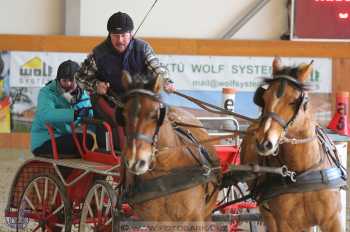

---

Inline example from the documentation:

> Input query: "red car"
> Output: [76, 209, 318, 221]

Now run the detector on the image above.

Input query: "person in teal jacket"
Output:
[31, 60, 94, 158]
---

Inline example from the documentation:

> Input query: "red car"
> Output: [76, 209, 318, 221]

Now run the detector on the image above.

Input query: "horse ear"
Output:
[121, 70, 133, 91]
[152, 75, 162, 93]
[298, 60, 313, 83]
[272, 56, 283, 75]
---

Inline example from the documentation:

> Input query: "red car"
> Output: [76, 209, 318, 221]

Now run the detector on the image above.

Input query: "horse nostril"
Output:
[264, 140, 273, 150]
[137, 160, 146, 169]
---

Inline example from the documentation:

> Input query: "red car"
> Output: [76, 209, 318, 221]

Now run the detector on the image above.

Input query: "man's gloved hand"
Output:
[74, 107, 92, 120]
[163, 78, 176, 93]
[96, 81, 110, 95]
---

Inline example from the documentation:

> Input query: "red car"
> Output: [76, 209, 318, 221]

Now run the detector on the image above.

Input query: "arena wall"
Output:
[1, 34, 350, 148]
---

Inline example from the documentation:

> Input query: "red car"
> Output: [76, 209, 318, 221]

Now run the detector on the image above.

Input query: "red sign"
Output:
[293, 0, 350, 39]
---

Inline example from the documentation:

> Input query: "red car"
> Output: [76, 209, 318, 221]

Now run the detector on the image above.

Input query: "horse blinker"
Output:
[253, 86, 266, 107]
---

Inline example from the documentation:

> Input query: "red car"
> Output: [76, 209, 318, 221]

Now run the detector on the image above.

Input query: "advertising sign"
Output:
[0, 51, 11, 133]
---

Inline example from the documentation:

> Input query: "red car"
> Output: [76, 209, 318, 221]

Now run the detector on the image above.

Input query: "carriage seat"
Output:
[90, 94, 125, 153]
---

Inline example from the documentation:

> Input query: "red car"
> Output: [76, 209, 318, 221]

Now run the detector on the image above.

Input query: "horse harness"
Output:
[254, 75, 309, 134]
[119, 89, 221, 204]
[251, 75, 347, 202]
[252, 126, 347, 202]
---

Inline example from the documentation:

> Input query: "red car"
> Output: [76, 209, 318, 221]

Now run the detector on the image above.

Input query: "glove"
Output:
[62, 86, 82, 104]
[163, 78, 176, 93]
[74, 107, 92, 120]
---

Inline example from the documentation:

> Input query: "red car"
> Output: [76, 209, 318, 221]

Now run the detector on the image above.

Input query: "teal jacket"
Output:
[31, 80, 93, 151]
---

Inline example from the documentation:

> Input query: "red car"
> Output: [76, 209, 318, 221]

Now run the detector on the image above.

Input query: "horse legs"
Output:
[259, 205, 278, 232]
[319, 214, 343, 232]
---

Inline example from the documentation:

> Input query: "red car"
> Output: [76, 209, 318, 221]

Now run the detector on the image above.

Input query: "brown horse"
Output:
[118, 71, 221, 228]
[240, 57, 347, 232]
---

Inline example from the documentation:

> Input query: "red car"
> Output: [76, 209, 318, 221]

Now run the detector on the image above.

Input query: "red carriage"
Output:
[3, 116, 264, 231]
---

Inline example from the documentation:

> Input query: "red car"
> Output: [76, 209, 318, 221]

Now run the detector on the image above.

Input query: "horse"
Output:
[240, 57, 347, 232]
[117, 71, 221, 228]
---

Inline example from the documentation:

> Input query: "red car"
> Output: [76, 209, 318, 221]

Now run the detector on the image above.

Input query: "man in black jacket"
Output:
[76, 12, 175, 150]
[76, 11, 175, 95]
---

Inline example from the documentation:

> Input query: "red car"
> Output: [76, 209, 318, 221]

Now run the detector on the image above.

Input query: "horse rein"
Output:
[173, 91, 257, 123]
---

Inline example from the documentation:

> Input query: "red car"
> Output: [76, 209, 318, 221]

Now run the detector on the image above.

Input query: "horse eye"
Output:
[149, 111, 158, 120]
[289, 99, 299, 107]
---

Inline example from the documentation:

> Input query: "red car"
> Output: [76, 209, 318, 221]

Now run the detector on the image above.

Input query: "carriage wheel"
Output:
[16, 174, 72, 232]
[79, 180, 117, 232]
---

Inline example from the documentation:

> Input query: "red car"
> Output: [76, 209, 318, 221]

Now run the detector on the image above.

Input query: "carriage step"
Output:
[212, 213, 262, 222]
[32, 157, 120, 175]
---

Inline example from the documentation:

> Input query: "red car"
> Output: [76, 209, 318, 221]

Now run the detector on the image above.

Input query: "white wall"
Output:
[0, 0, 288, 39]
[0, 0, 64, 35]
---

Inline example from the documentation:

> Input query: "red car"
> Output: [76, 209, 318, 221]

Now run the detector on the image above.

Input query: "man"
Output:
[75, 11, 175, 96]
[31, 60, 94, 158]
[75, 11, 175, 150]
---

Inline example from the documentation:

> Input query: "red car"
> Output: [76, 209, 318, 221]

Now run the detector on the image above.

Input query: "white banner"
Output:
[10, 51, 87, 87]
[159, 55, 332, 93]
[9, 52, 332, 93]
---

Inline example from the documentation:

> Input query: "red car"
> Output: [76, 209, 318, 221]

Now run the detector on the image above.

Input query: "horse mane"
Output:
[125, 72, 157, 91]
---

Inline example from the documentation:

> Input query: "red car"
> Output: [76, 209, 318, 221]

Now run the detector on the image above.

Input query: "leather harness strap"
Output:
[126, 166, 220, 204]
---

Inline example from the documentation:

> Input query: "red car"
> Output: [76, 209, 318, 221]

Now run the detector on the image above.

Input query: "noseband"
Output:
[123, 89, 167, 146]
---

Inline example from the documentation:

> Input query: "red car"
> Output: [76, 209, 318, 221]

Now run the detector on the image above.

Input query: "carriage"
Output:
[4, 113, 271, 231]
[4, 58, 346, 232]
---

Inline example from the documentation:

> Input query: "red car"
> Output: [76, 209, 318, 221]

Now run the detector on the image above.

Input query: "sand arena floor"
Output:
[0, 149, 31, 232]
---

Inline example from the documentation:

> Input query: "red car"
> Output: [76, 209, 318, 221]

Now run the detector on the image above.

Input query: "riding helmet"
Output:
[56, 60, 80, 80]
[107, 11, 134, 33]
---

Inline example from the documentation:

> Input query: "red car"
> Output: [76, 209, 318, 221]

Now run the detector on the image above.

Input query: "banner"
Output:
[8, 52, 333, 131]
[10, 51, 87, 87]
[0, 51, 11, 133]
[159, 55, 332, 93]
[159, 55, 332, 121]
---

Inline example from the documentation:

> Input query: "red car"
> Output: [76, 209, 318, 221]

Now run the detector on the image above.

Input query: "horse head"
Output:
[120, 71, 166, 175]
[255, 57, 313, 156]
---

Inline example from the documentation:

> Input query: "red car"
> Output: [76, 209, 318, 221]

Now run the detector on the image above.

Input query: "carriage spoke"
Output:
[104, 201, 111, 217]
[33, 182, 42, 204]
[100, 188, 106, 211]
[24, 195, 36, 211]
[104, 217, 112, 226]
[94, 188, 102, 211]
[33, 225, 40, 232]
[48, 203, 64, 218]
[50, 187, 58, 205]
[88, 204, 94, 218]
[44, 177, 48, 201]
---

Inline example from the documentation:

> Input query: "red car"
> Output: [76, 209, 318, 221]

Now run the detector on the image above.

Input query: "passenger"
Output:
[75, 11, 175, 149]
[31, 60, 94, 158]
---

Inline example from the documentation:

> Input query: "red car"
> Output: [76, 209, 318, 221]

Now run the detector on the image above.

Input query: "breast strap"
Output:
[256, 167, 347, 202]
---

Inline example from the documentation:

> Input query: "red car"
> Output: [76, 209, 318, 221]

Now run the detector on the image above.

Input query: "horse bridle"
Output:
[122, 89, 167, 147]
[259, 75, 309, 137]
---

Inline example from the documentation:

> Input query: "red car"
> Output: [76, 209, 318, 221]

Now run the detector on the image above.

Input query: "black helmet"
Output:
[107, 11, 134, 33]
[56, 60, 80, 80]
